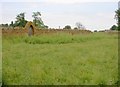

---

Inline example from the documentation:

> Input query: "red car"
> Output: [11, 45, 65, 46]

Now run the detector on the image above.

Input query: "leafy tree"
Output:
[94, 30, 97, 32]
[44, 25, 49, 29]
[115, 9, 120, 31]
[63, 25, 71, 29]
[9, 21, 14, 27]
[0, 24, 8, 27]
[14, 12, 27, 27]
[74, 27, 78, 30]
[32, 11, 45, 28]
[110, 25, 118, 30]
[75, 22, 86, 30]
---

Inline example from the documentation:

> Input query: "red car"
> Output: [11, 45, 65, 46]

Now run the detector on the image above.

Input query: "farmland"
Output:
[2, 32, 118, 85]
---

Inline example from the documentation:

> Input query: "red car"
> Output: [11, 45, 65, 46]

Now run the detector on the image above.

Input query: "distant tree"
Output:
[63, 25, 71, 29]
[5, 24, 8, 27]
[44, 25, 49, 29]
[74, 27, 78, 30]
[9, 21, 14, 27]
[0, 23, 8, 27]
[75, 22, 86, 30]
[14, 12, 27, 27]
[94, 30, 97, 32]
[115, 9, 120, 31]
[32, 11, 46, 28]
[32, 12, 41, 26]
[110, 25, 118, 30]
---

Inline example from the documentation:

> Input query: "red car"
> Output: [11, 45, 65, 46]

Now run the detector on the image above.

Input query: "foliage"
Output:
[115, 9, 120, 31]
[2, 33, 118, 85]
[32, 11, 42, 25]
[0, 24, 8, 27]
[94, 30, 97, 32]
[0, 12, 48, 28]
[74, 27, 78, 30]
[76, 22, 86, 30]
[9, 21, 14, 27]
[63, 25, 71, 29]
[110, 25, 118, 30]
[32, 12, 47, 28]
[0, 13, 27, 28]
[14, 12, 27, 27]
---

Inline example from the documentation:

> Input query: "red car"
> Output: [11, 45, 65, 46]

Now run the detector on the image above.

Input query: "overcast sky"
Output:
[0, 0, 119, 31]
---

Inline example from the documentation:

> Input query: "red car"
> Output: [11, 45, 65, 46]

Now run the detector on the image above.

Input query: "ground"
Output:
[0, 33, 2, 86]
[2, 32, 118, 85]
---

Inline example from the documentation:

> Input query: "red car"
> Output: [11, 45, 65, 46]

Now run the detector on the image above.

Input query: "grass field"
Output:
[2, 32, 118, 85]
[0, 33, 2, 86]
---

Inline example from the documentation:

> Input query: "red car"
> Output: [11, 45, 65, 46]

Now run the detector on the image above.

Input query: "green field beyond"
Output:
[2, 32, 118, 85]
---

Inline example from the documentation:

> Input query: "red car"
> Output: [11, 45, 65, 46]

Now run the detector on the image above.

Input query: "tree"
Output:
[115, 9, 120, 31]
[9, 21, 14, 27]
[14, 12, 27, 27]
[94, 30, 97, 32]
[75, 22, 86, 30]
[74, 27, 78, 30]
[63, 25, 71, 29]
[110, 25, 118, 30]
[44, 25, 48, 29]
[0, 24, 8, 27]
[32, 11, 45, 28]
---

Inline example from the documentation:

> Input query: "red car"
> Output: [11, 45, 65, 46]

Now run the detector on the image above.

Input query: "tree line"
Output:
[0, 11, 85, 30]
[63, 22, 86, 30]
[0, 12, 48, 29]
[1, 8, 119, 30]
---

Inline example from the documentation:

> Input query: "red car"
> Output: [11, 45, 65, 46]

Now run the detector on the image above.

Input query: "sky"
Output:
[0, 0, 119, 31]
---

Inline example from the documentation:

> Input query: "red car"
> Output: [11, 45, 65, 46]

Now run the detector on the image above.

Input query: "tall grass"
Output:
[0, 34, 2, 86]
[2, 32, 118, 85]
[3, 32, 117, 44]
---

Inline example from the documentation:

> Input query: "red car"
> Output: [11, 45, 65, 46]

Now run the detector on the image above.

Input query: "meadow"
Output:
[0, 33, 2, 86]
[2, 32, 118, 85]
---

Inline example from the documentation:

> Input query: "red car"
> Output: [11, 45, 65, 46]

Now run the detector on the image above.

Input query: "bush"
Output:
[63, 25, 71, 29]
[110, 25, 118, 30]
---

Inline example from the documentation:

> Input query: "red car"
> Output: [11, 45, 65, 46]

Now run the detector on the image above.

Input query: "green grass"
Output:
[2, 32, 118, 85]
[0, 33, 2, 86]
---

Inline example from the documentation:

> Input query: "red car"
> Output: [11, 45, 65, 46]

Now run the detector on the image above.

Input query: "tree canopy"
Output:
[110, 25, 118, 30]
[63, 25, 71, 29]
[115, 8, 120, 30]
[75, 22, 86, 30]
[1, 12, 48, 29]
[32, 11, 48, 28]
[14, 12, 27, 27]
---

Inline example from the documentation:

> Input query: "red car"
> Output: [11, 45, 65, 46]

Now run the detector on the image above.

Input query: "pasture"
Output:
[0, 33, 2, 86]
[2, 32, 118, 85]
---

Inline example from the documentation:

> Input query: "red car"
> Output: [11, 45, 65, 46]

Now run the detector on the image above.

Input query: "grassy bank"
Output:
[2, 32, 118, 85]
